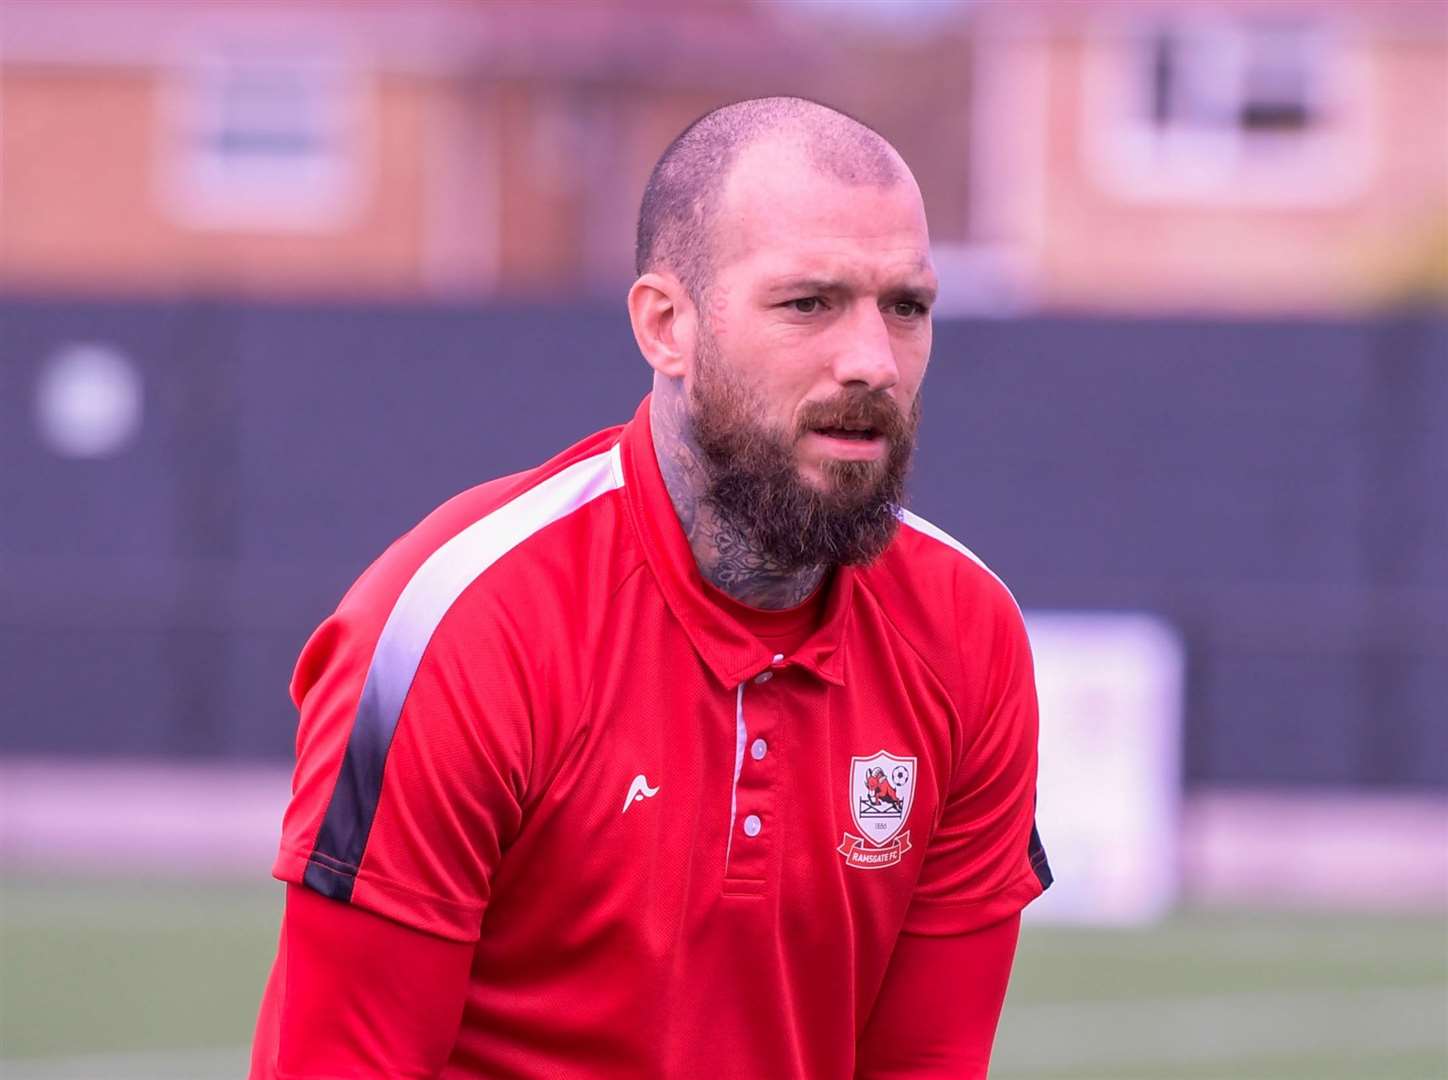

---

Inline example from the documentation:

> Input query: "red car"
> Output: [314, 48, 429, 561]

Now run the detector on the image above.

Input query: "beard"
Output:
[686, 324, 919, 574]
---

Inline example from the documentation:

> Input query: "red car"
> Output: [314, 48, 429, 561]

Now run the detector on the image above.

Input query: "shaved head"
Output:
[626, 95, 935, 604]
[635, 96, 907, 300]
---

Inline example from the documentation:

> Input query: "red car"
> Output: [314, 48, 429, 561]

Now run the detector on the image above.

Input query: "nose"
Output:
[831, 305, 899, 392]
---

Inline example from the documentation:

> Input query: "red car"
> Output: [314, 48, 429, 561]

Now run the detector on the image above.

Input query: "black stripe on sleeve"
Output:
[303, 675, 398, 904]
[1028, 820, 1053, 890]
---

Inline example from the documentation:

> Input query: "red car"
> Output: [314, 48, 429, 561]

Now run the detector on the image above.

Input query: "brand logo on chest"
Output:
[838, 750, 916, 869]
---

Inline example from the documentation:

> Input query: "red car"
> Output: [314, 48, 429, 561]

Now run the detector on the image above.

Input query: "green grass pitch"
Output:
[1, 877, 1443, 1079]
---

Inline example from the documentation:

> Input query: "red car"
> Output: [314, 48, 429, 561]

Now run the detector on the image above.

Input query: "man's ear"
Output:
[628, 272, 694, 379]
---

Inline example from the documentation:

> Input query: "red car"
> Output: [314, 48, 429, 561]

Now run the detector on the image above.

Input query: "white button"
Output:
[751, 738, 767, 760]
[754, 671, 773, 684]
[772, 653, 785, 664]
[743, 814, 762, 837]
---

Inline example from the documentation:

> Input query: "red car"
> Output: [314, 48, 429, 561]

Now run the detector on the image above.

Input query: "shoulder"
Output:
[873, 508, 1024, 626]
[306, 430, 632, 689]
[855, 510, 1030, 702]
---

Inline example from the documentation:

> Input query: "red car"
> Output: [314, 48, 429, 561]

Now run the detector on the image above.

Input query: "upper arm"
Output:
[904, 587, 1051, 936]
[254, 590, 536, 1075]
[251, 884, 475, 1079]
[274, 582, 536, 942]
[855, 914, 1022, 1080]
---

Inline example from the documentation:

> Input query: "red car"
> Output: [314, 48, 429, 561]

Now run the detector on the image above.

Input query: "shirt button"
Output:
[754, 671, 773, 684]
[743, 814, 762, 837]
[750, 738, 767, 761]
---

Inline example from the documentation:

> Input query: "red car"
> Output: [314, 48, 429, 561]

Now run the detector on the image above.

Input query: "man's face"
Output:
[683, 143, 936, 571]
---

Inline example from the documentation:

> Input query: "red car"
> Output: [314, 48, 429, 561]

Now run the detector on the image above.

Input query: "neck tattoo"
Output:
[651, 379, 825, 610]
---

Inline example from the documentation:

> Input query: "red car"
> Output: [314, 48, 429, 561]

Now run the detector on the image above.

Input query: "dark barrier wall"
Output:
[2, 299, 1444, 789]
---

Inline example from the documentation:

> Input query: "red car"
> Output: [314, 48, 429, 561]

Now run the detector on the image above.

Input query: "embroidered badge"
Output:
[838, 750, 916, 869]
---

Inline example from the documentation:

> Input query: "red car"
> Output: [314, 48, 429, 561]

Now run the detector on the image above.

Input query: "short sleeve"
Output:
[902, 596, 1051, 936]
[272, 595, 532, 943]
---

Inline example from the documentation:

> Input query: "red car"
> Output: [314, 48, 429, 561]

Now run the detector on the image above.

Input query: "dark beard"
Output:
[687, 330, 919, 574]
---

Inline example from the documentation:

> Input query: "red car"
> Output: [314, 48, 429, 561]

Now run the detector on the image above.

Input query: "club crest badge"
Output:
[838, 750, 916, 870]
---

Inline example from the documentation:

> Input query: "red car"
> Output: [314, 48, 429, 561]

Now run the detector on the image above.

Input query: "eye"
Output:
[787, 297, 825, 314]
[890, 300, 928, 319]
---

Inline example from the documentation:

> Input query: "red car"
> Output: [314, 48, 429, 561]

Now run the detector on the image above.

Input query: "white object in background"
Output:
[1024, 612, 1185, 925]
[34, 342, 144, 459]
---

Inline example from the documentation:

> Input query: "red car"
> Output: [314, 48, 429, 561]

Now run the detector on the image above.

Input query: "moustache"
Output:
[795, 391, 910, 442]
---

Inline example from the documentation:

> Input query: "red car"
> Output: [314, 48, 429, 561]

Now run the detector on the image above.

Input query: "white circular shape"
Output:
[754, 671, 773, 684]
[743, 814, 762, 837]
[771, 653, 784, 663]
[35, 343, 144, 459]
[750, 738, 767, 761]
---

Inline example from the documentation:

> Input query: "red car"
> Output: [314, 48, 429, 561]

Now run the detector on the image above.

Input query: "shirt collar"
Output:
[618, 394, 852, 689]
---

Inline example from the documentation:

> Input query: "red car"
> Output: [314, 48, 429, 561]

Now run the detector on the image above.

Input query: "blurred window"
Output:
[160, 47, 366, 230]
[1085, 15, 1371, 205]
[1148, 22, 1318, 139]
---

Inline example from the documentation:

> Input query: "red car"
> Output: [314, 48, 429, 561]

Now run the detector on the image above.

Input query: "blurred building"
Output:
[973, 0, 1448, 314]
[0, 0, 979, 302]
[1, 0, 1443, 314]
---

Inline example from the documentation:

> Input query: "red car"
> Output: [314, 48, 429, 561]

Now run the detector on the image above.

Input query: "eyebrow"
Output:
[886, 282, 939, 305]
[765, 276, 939, 303]
[765, 276, 847, 296]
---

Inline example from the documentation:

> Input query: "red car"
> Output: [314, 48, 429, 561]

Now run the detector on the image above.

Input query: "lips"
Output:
[813, 426, 879, 441]
[799, 391, 904, 445]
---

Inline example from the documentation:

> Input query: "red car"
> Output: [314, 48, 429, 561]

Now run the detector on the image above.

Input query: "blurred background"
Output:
[1, 0, 1445, 1076]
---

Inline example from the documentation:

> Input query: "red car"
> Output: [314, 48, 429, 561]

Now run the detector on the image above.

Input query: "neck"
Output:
[650, 378, 826, 610]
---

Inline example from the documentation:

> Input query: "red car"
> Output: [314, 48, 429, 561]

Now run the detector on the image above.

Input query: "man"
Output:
[250, 96, 1050, 1079]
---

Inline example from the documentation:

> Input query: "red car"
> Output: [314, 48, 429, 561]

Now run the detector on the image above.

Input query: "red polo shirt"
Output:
[257, 394, 1049, 1077]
